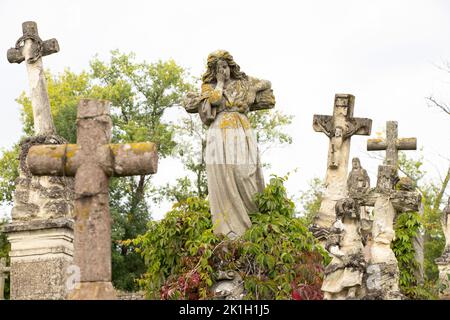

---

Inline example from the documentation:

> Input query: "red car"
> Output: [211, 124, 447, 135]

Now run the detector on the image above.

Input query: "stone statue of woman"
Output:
[183, 50, 275, 238]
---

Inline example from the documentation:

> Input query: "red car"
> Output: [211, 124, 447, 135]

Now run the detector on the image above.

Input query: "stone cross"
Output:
[362, 122, 420, 299]
[367, 121, 416, 167]
[7, 21, 58, 135]
[0, 258, 9, 300]
[312, 94, 372, 230]
[26, 99, 158, 299]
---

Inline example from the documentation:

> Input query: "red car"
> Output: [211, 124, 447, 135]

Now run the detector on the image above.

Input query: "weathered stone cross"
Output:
[312, 94, 372, 230]
[362, 121, 420, 299]
[367, 121, 416, 167]
[7, 21, 59, 135]
[0, 258, 9, 300]
[26, 99, 158, 299]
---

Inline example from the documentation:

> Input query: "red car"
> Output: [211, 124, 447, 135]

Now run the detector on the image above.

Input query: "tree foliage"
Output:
[392, 152, 449, 298]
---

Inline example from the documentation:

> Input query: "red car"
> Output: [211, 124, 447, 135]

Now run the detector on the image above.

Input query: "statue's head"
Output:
[352, 157, 361, 170]
[202, 50, 247, 83]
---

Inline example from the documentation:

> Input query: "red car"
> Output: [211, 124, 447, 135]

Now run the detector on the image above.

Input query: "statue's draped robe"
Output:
[322, 218, 364, 297]
[202, 77, 267, 237]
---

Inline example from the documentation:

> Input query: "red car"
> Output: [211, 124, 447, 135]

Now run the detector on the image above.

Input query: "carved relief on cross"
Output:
[26, 99, 158, 299]
[313, 94, 372, 170]
[7, 21, 59, 135]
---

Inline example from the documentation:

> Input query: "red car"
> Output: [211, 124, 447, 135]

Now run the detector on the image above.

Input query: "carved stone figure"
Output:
[347, 158, 370, 197]
[322, 198, 366, 300]
[346, 157, 372, 257]
[183, 50, 274, 238]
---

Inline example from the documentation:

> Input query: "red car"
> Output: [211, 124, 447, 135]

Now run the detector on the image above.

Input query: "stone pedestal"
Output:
[3, 218, 73, 299]
[4, 135, 75, 300]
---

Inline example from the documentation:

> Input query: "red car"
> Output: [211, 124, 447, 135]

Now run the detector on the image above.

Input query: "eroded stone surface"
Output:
[6, 223, 73, 300]
[5, 135, 74, 300]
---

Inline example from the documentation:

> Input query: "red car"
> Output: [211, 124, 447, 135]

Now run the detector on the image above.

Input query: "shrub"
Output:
[130, 175, 328, 300]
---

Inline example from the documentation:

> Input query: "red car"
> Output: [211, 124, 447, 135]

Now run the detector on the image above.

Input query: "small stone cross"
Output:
[367, 121, 416, 167]
[26, 99, 158, 299]
[7, 21, 59, 135]
[363, 120, 420, 215]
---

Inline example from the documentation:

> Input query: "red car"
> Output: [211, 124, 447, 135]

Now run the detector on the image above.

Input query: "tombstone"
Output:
[435, 197, 450, 298]
[361, 121, 421, 299]
[4, 21, 75, 299]
[310, 94, 372, 240]
[26, 99, 158, 299]
[0, 258, 10, 300]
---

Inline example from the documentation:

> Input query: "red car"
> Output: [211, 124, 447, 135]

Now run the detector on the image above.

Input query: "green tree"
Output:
[296, 178, 325, 225]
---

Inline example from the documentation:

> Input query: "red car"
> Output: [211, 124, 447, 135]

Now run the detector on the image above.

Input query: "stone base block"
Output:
[68, 281, 117, 300]
[3, 218, 73, 300]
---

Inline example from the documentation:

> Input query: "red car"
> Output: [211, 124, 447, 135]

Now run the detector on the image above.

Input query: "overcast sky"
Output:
[1, 0, 450, 220]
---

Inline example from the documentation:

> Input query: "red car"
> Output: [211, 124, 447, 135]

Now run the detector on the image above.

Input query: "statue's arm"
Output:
[248, 77, 275, 112]
[202, 83, 223, 107]
[251, 77, 272, 92]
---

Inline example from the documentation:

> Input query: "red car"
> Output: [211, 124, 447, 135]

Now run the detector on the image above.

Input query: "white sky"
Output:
[1, 0, 449, 220]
